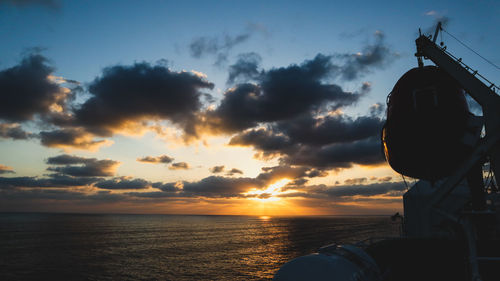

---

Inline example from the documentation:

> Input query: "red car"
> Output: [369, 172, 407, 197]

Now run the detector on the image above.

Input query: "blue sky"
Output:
[0, 0, 498, 215]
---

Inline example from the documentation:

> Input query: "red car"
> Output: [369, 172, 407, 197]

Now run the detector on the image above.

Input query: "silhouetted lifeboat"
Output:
[381, 65, 471, 181]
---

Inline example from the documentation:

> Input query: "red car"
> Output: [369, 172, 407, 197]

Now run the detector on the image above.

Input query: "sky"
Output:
[0, 0, 498, 215]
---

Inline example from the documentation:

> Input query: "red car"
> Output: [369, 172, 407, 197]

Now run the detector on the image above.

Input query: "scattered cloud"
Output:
[0, 54, 66, 122]
[46, 154, 120, 177]
[169, 162, 190, 170]
[285, 136, 384, 169]
[334, 31, 398, 81]
[0, 123, 33, 140]
[0, 174, 98, 189]
[171, 176, 261, 198]
[344, 177, 367, 185]
[71, 62, 214, 138]
[227, 52, 262, 84]
[39, 128, 112, 151]
[95, 177, 151, 190]
[209, 165, 225, 173]
[0, 164, 15, 174]
[137, 155, 174, 164]
[226, 168, 243, 176]
[190, 32, 250, 66]
[189, 23, 268, 67]
[205, 54, 361, 134]
[229, 112, 385, 169]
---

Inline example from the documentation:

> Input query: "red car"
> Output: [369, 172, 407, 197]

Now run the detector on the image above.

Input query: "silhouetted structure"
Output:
[274, 23, 500, 281]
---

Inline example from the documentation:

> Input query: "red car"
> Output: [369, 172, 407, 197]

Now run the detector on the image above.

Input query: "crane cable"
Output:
[441, 27, 500, 71]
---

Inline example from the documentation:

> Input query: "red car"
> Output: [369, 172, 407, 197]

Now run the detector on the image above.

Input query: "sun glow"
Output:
[244, 178, 292, 202]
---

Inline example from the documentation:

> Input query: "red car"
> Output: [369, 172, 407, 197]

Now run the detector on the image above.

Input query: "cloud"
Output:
[229, 127, 296, 158]
[206, 54, 361, 134]
[175, 176, 261, 198]
[335, 31, 397, 81]
[226, 168, 243, 176]
[209, 165, 225, 173]
[169, 162, 190, 170]
[71, 61, 214, 138]
[190, 32, 251, 66]
[0, 164, 15, 174]
[227, 52, 262, 84]
[274, 113, 384, 146]
[0, 0, 60, 9]
[257, 165, 326, 183]
[369, 102, 385, 117]
[318, 182, 406, 198]
[137, 155, 174, 164]
[46, 154, 120, 177]
[0, 54, 65, 122]
[0, 174, 98, 189]
[377, 176, 393, 182]
[39, 128, 112, 151]
[228, 112, 385, 168]
[344, 177, 367, 185]
[285, 136, 384, 168]
[0, 123, 33, 140]
[95, 177, 151, 190]
[209, 165, 243, 176]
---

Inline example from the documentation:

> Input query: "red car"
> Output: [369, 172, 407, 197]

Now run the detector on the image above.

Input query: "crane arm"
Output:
[415, 35, 499, 110]
[415, 34, 500, 208]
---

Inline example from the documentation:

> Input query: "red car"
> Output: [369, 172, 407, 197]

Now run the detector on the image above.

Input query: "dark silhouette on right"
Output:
[274, 22, 500, 281]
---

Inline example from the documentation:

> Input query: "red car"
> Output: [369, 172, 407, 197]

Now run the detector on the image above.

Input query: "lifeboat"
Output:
[382, 66, 471, 180]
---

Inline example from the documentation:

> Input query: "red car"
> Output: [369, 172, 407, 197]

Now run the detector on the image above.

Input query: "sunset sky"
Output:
[0, 0, 498, 215]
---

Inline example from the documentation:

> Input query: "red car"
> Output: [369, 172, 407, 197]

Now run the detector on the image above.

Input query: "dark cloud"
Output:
[0, 164, 15, 174]
[257, 166, 323, 183]
[151, 182, 182, 192]
[71, 62, 214, 137]
[46, 154, 91, 165]
[209, 165, 225, 173]
[285, 136, 384, 169]
[177, 176, 261, 198]
[190, 33, 251, 66]
[0, 123, 33, 140]
[46, 154, 120, 177]
[377, 176, 393, 182]
[137, 155, 174, 164]
[0, 0, 60, 9]
[335, 31, 397, 81]
[39, 128, 110, 150]
[95, 177, 151, 190]
[0, 174, 98, 189]
[227, 52, 262, 84]
[319, 182, 405, 198]
[274, 113, 384, 146]
[207, 54, 361, 134]
[0, 189, 128, 207]
[229, 127, 296, 158]
[226, 168, 243, 176]
[169, 162, 190, 170]
[0, 54, 64, 122]
[228, 112, 385, 169]
[369, 102, 385, 117]
[344, 177, 367, 185]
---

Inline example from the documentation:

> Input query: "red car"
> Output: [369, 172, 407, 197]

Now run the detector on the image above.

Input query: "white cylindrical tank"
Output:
[273, 244, 381, 281]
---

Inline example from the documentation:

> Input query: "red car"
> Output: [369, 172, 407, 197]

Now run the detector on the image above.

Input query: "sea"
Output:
[0, 213, 401, 281]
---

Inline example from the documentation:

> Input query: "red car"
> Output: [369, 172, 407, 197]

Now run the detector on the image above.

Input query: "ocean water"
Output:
[0, 213, 400, 280]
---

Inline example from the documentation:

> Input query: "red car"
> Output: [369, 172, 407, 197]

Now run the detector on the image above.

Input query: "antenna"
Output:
[432, 21, 442, 44]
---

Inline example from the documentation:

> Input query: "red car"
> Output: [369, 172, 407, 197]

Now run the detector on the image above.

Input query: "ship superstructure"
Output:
[274, 23, 500, 281]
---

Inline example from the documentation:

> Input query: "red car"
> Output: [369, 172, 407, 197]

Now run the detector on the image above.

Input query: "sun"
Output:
[243, 178, 292, 202]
